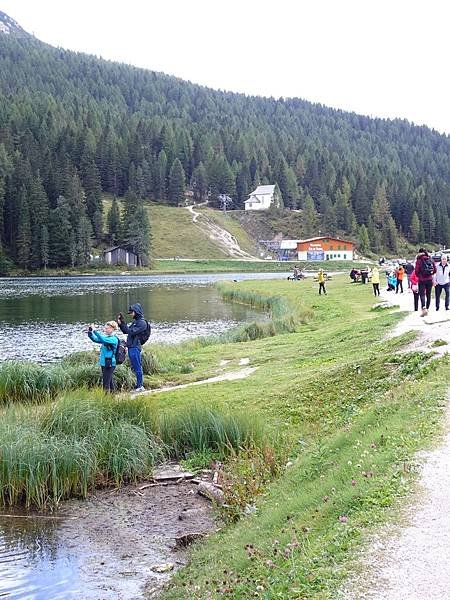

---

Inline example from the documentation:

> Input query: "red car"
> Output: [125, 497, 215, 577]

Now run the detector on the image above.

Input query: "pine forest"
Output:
[0, 20, 450, 270]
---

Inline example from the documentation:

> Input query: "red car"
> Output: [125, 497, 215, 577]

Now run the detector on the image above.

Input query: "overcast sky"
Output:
[3, 0, 450, 133]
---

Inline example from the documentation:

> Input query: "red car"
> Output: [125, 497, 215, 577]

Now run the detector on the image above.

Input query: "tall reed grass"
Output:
[0, 390, 270, 508]
[0, 361, 136, 404]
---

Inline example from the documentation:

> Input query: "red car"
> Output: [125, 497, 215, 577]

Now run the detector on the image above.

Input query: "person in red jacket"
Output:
[414, 248, 436, 316]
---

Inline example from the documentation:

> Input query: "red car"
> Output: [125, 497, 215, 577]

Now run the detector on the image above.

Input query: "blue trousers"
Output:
[128, 347, 143, 388]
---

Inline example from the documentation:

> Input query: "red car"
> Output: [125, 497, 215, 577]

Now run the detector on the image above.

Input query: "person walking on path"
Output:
[117, 303, 147, 392]
[415, 248, 436, 317]
[410, 270, 420, 311]
[405, 261, 414, 288]
[395, 264, 405, 293]
[434, 254, 450, 311]
[88, 320, 119, 392]
[318, 269, 327, 295]
[371, 266, 380, 296]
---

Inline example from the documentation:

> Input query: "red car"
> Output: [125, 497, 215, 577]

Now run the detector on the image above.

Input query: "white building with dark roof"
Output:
[244, 185, 281, 211]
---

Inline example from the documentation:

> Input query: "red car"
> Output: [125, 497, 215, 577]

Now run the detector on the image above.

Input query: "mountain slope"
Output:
[0, 11, 449, 271]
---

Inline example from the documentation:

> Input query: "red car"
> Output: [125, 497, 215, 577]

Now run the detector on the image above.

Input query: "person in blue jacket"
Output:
[88, 320, 119, 392]
[117, 303, 147, 392]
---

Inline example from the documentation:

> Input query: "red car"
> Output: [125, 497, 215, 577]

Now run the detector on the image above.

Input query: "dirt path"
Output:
[185, 204, 257, 259]
[380, 285, 450, 354]
[340, 286, 450, 600]
[132, 365, 258, 398]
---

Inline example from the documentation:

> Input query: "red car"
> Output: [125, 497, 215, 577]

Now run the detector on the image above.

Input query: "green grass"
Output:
[0, 391, 269, 509]
[152, 259, 372, 273]
[141, 277, 447, 599]
[0, 359, 136, 404]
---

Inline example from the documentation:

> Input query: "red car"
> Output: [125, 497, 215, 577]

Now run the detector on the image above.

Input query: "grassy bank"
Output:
[147, 277, 447, 599]
[0, 391, 271, 508]
[152, 259, 372, 274]
[8, 258, 373, 277]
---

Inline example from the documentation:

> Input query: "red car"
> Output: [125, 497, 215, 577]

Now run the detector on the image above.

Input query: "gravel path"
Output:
[380, 284, 450, 354]
[341, 283, 450, 600]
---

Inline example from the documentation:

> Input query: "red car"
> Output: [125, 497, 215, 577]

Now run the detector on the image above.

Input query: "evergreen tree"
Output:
[155, 150, 168, 201]
[77, 216, 93, 266]
[40, 224, 49, 270]
[191, 162, 209, 202]
[48, 196, 73, 267]
[302, 194, 318, 237]
[16, 187, 31, 268]
[168, 158, 186, 206]
[358, 224, 370, 254]
[107, 196, 121, 244]
[410, 211, 420, 244]
[123, 204, 151, 266]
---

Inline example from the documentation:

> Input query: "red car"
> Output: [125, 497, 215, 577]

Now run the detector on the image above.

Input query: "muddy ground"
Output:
[0, 479, 216, 599]
[57, 480, 216, 599]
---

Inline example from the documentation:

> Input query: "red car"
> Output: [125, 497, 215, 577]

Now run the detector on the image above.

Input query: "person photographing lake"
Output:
[87, 321, 119, 392]
[117, 303, 148, 392]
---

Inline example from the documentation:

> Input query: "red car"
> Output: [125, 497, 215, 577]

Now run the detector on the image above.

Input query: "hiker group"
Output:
[87, 303, 151, 393]
[385, 249, 449, 317]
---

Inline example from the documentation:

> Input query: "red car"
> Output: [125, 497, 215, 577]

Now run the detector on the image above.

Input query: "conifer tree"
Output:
[40, 224, 49, 270]
[191, 162, 209, 202]
[123, 204, 151, 266]
[168, 158, 186, 206]
[410, 211, 420, 244]
[107, 196, 121, 244]
[358, 224, 370, 254]
[155, 150, 168, 201]
[16, 187, 31, 268]
[77, 216, 93, 266]
[302, 194, 318, 237]
[48, 196, 72, 267]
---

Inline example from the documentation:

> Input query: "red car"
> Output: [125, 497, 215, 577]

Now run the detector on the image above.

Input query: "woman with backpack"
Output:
[88, 320, 120, 392]
[414, 248, 436, 317]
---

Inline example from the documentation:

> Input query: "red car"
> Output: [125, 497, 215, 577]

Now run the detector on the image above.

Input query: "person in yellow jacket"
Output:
[371, 267, 380, 296]
[318, 268, 327, 295]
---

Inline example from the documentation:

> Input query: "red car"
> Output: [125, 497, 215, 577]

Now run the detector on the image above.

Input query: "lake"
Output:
[0, 273, 286, 362]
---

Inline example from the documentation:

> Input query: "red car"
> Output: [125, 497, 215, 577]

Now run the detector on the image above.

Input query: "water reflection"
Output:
[0, 515, 78, 599]
[0, 273, 279, 362]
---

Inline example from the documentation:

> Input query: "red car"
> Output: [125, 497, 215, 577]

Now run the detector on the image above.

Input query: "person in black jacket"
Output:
[117, 303, 147, 391]
[404, 261, 414, 288]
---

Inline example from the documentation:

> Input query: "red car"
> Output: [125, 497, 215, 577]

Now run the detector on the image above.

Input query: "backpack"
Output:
[108, 338, 127, 365]
[421, 257, 434, 277]
[139, 320, 151, 345]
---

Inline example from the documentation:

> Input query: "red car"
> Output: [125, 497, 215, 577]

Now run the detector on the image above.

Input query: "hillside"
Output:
[0, 10, 449, 271]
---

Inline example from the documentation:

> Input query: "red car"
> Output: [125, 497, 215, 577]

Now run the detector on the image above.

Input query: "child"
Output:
[410, 270, 419, 311]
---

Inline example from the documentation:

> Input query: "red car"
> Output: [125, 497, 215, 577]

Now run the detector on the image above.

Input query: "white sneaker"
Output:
[135, 386, 146, 393]
[420, 308, 428, 317]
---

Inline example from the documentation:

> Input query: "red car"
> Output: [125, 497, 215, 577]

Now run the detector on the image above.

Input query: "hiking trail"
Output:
[185, 204, 257, 260]
[340, 285, 450, 599]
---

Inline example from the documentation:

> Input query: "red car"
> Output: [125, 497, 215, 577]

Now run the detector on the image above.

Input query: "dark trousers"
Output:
[435, 283, 450, 310]
[319, 282, 326, 295]
[372, 283, 380, 296]
[418, 280, 433, 309]
[128, 347, 143, 388]
[406, 274, 412, 288]
[413, 292, 419, 311]
[396, 279, 403, 293]
[101, 366, 116, 392]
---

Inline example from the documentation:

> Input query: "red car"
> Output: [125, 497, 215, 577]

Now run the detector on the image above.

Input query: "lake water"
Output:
[0, 273, 286, 362]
